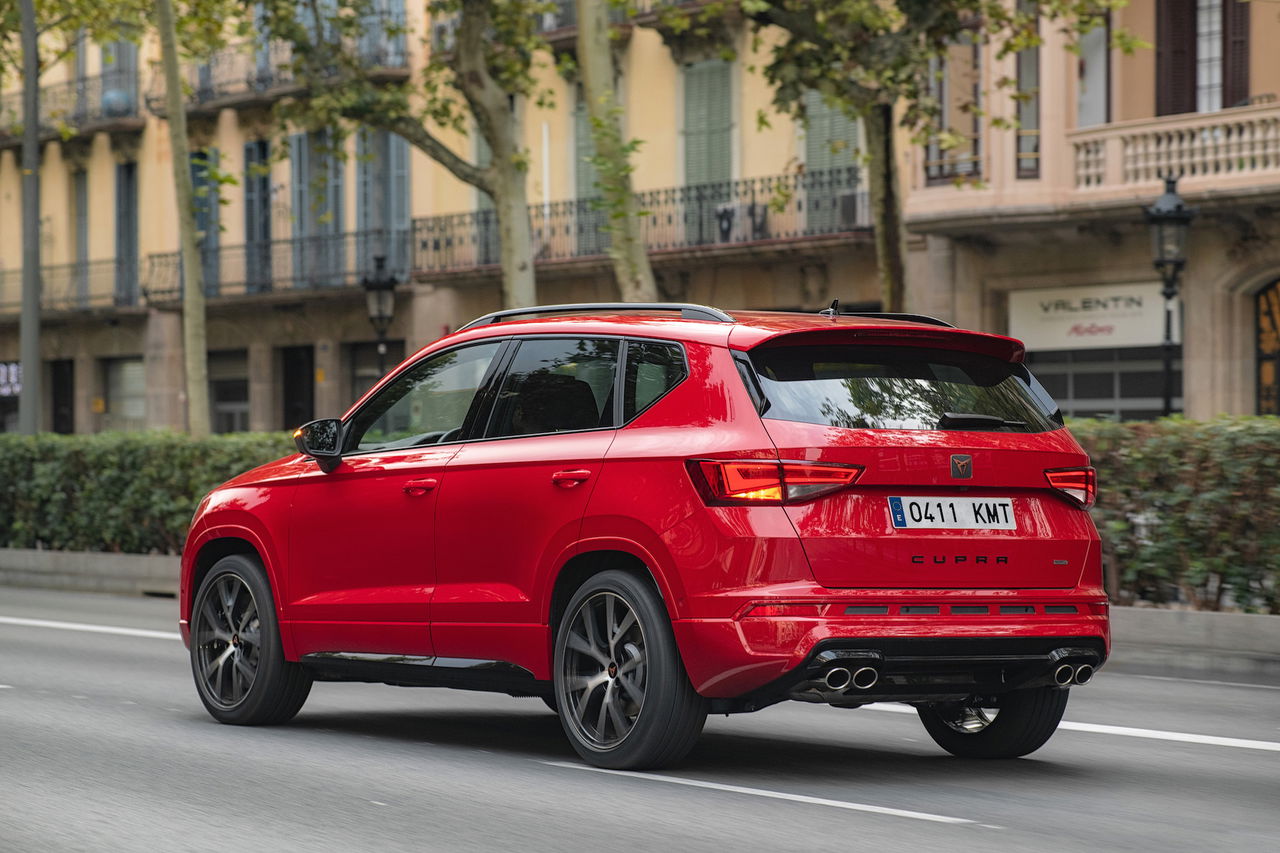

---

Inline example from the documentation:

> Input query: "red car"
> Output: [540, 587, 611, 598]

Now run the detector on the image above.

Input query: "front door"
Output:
[432, 337, 621, 672]
[285, 341, 504, 657]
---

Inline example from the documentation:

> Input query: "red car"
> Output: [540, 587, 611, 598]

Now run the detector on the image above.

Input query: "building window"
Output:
[1258, 280, 1280, 415]
[924, 39, 982, 184]
[281, 345, 315, 430]
[115, 161, 138, 306]
[0, 361, 20, 433]
[356, 129, 410, 280]
[102, 357, 146, 432]
[191, 149, 220, 296]
[1015, 1, 1040, 179]
[682, 59, 733, 187]
[244, 139, 272, 293]
[289, 129, 346, 287]
[73, 169, 89, 307]
[1077, 17, 1110, 128]
[1025, 347, 1182, 420]
[573, 87, 610, 257]
[209, 350, 249, 433]
[1157, 0, 1249, 116]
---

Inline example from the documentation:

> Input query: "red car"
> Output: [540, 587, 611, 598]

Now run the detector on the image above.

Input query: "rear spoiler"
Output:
[730, 326, 1027, 363]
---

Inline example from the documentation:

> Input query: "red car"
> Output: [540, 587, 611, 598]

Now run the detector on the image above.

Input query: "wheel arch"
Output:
[548, 549, 668, 637]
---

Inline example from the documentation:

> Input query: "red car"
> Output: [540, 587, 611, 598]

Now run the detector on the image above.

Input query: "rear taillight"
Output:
[690, 460, 864, 505]
[1045, 466, 1096, 509]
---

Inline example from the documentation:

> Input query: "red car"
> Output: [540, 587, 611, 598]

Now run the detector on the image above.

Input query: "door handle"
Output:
[403, 477, 439, 496]
[551, 469, 592, 488]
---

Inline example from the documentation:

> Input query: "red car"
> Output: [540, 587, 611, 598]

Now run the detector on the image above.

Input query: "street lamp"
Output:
[361, 255, 397, 376]
[1144, 176, 1197, 417]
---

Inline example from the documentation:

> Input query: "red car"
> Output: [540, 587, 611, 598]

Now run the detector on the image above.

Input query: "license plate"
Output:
[888, 496, 1016, 530]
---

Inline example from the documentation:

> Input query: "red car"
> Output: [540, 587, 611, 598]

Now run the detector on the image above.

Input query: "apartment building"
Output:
[1, 0, 1275, 432]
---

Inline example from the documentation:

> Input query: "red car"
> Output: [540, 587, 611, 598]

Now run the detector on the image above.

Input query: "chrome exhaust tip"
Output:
[1074, 664, 1094, 685]
[1054, 664, 1075, 686]
[823, 667, 852, 691]
[851, 666, 879, 690]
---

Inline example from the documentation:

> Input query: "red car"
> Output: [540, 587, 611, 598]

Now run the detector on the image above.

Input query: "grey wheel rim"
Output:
[939, 704, 999, 734]
[193, 573, 262, 710]
[559, 591, 647, 749]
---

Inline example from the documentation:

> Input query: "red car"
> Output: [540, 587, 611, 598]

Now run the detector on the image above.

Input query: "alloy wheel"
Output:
[559, 591, 647, 749]
[193, 573, 262, 710]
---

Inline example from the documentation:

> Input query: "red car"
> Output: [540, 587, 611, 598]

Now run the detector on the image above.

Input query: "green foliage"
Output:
[0, 432, 294, 555]
[1071, 417, 1280, 614]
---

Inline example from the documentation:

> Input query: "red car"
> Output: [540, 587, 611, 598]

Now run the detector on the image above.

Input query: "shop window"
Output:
[1258, 280, 1280, 414]
[209, 350, 249, 434]
[102, 357, 146, 432]
[1025, 347, 1182, 420]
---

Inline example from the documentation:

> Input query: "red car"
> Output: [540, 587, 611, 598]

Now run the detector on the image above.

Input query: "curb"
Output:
[0, 548, 178, 597]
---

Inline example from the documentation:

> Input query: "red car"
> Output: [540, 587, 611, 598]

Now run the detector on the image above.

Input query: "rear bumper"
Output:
[671, 600, 1110, 700]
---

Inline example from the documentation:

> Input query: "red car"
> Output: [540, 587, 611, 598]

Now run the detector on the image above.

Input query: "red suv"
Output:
[180, 303, 1107, 769]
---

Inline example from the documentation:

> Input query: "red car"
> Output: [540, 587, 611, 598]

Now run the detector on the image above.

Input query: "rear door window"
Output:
[748, 345, 1063, 432]
[624, 341, 687, 421]
[486, 338, 620, 437]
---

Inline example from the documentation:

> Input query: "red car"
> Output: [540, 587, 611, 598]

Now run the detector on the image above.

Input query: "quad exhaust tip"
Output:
[1054, 664, 1075, 686]
[1074, 664, 1094, 685]
[823, 667, 852, 691]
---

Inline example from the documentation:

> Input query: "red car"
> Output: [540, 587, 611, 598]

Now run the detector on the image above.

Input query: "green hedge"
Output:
[1071, 417, 1280, 614]
[1, 420, 1277, 612]
[0, 432, 293, 556]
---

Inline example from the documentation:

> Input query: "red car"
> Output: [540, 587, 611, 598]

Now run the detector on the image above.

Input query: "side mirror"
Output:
[293, 418, 343, 473]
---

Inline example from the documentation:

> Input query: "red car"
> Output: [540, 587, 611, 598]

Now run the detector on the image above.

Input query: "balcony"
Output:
[0, 259, 142, 316]
[143, 230, 412, 303]
[1069, 101, 1280, 202]
[414, 167, 868, 275]
[0, 69, 143, 147]
[147, 14, 408, 117]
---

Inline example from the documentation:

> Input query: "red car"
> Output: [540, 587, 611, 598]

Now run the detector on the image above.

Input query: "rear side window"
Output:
[487, 338, 620, 437]
[624, 341, 687, 420]
[748, 345, 1063, 432]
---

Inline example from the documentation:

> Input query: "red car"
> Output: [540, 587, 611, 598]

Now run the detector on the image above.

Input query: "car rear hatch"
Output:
[735, 326, 1096, 590]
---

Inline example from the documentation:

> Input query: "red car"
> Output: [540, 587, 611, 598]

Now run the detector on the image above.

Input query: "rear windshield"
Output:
[748, 345, 1063, 432]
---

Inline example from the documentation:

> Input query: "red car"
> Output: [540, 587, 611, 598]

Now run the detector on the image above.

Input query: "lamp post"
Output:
[1144, 176, 1197, 417]
[361, 255, 397, 376]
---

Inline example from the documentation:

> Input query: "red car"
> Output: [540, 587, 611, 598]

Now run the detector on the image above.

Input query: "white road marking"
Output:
[0, 685, 11, 689]
[1127, 673, 1280, 691]
[0, 615, 179, 641]
[541, 760, 982, 826]
[866, 703, 1280, 752]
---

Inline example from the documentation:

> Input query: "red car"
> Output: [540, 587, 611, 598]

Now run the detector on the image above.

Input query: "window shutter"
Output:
[1224, 0, 1250, 108]
[290, 131, 307, 237]
[575, 89, 599, 199]
[1157, 0, 1197, 116]
[115, 161, 138, 305]
[389, 132, 410, 274]
[324, 131, 344, 236]
[804, 90, 859, 174]
[683, 60, 732, 186]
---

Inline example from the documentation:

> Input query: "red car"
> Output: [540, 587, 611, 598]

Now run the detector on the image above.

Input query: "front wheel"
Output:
[553, 570, 707, 769]
[916, 687, 1069, 758]
[190, 554, 312, 725]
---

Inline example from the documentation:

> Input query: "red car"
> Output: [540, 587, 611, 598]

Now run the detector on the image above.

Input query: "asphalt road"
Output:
[1, 588, 1276, 853]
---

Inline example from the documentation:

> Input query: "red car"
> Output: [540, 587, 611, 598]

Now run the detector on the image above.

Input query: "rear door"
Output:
[431, 336, 621, 667]
[746, 340, 1096, 590]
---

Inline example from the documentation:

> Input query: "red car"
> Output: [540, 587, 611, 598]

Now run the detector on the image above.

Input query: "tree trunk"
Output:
[156, 0, 210, 436]
[17, 0, 41, 434]
[864, 102, 906, 313]
[493, 158, 536, 308]
[576, 0, 656, 302]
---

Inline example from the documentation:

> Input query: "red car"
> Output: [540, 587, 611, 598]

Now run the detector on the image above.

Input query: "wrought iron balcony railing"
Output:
[413, 167, 867, 274]
[0, 259, 141, 315]
[143, 229, 411, 302]
[0, 68, 141, 139]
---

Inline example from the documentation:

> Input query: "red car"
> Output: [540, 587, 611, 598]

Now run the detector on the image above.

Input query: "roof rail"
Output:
[816, 300, 954, 328]
[458, 302, 735, 331]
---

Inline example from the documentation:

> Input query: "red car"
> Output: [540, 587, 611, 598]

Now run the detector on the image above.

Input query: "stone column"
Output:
[313, 338, 342, 418]
[407, 283, 461, 352]
[143, 308, 186, 431]
[247, 339, 276, 432]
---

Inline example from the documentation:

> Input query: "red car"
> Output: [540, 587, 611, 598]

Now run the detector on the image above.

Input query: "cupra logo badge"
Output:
[951, 454, 973, 479]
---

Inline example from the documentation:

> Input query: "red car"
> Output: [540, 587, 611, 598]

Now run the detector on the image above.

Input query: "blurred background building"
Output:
[1, 0, 1277, 433]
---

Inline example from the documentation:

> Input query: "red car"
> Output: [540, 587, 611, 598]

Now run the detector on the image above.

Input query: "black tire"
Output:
[553, 569, 707, 770]
[540, 694, 559, 714]
[190, 554, 312, 725]
[916, 687, 1070, 758]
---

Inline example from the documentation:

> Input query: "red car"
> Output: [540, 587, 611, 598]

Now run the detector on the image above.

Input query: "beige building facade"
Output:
[1, 0, 1276, 432]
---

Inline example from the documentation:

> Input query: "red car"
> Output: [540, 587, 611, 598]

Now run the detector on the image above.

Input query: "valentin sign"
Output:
[0, 362, 19, 398]
[1008, 282, 1181, 351]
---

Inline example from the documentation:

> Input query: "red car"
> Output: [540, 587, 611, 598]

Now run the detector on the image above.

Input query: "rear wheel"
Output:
[190, 554, 312, 725]
[554, 570, 707, 769]
[916, 687, 1069, 758]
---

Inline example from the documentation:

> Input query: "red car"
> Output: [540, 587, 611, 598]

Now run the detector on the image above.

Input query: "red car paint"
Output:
[180, 310, 1108, 701]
